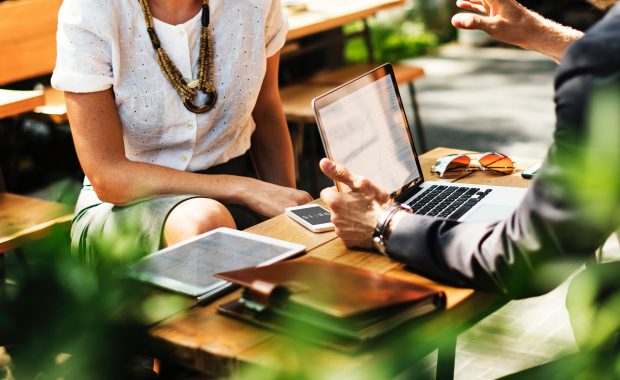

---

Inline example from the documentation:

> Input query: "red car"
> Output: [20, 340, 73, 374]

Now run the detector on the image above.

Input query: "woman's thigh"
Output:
[163, 197, 236, 247]
[71, 190, 200, 265]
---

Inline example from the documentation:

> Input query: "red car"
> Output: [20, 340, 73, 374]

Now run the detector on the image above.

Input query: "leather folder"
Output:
[216, 257, 446, 351]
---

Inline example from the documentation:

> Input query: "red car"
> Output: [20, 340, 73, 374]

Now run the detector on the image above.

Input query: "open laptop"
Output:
[312, 64, 528, 223]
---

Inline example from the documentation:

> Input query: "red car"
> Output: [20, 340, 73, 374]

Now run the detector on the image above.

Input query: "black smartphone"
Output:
[285, 204, 335, 233]
[521, 162, 543, 179]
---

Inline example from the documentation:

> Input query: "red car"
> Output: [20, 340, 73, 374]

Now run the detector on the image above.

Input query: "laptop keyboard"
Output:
[406, 185, 493, 220]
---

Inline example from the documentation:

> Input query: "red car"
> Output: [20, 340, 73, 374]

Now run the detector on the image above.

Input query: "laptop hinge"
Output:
[394, 183, 423, 204]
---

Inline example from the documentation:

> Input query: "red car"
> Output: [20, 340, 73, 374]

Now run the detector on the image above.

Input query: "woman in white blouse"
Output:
[52, 0, 312, 262]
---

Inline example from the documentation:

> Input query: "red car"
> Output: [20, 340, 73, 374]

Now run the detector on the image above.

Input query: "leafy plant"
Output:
[344, 19, 439, 64]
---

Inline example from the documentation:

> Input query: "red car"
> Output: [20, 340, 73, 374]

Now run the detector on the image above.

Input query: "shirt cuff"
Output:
[386, 213, 437, 266]
[265, 12, 289, 57]
[51, 71, 113, 93]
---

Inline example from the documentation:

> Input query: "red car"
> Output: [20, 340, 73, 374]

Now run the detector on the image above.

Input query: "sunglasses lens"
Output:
[479, 153, 515, 174]
[433, 155, 470, 178]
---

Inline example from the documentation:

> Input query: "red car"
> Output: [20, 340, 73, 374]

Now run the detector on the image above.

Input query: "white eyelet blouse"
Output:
[52, 0, 288, 172]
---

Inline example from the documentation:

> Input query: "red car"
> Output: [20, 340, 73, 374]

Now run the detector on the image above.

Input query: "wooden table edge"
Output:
[286, 0, 406, 41]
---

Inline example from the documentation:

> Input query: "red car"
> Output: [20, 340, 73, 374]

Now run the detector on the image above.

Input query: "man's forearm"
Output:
[452, 0, 584, 63]
[522, 12, 584, 62]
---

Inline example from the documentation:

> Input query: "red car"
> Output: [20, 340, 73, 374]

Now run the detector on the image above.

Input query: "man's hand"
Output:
[452, 0, 583, 62]
[452, 0, 529, 45]
[319, 158, 391, 249]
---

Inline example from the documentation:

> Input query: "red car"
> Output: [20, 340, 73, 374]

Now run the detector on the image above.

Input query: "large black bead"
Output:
[202, 4, 210, 27]
[183, 90, 217, 114]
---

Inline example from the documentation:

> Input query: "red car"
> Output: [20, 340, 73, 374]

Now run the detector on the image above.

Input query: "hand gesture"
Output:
[451, 0, 583, 62]
[452, 0, 532, 45]
[319, 158, 391, 249]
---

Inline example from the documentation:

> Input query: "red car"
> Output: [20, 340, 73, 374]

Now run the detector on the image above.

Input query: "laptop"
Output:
[312, 63, 528, 223]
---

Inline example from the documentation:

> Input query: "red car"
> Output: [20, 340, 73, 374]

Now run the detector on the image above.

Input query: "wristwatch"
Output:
[372, 204, 412, 256]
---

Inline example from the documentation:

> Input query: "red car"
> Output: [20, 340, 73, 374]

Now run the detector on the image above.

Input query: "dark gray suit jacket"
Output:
[385, 4, 620, 297]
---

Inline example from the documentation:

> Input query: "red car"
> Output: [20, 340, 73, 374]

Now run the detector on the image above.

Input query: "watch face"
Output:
[289, 206, 332, 225]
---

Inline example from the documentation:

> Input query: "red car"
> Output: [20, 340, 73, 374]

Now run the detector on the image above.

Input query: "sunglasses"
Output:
[431, 152, 515, 178]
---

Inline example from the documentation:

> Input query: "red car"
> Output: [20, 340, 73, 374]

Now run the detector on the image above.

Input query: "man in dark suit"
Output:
[320, 0, 620, 297]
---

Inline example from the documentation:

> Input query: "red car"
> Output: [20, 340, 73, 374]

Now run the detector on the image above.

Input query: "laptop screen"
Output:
[313, 64, 423, 196]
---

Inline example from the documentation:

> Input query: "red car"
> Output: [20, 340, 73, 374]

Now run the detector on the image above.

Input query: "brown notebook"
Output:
[216, 257, 446, 351]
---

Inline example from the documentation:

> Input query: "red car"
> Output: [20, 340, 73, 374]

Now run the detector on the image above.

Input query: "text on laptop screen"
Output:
[317, 73, 420, 194]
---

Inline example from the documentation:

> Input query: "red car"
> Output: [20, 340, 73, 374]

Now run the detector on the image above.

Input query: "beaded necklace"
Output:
[138, 0, 217, 114]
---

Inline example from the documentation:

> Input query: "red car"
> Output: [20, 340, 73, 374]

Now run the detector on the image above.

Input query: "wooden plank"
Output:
[35, 87, 68, 124]
[308, 63, 425, 86]
[0, 0, 62, 85]
[236, 334, 372, 378]
[150, 292, 276, 377]
[0, 89, 45, 119]
[286, 0, 405, 41]
[0, 193, 73, 253]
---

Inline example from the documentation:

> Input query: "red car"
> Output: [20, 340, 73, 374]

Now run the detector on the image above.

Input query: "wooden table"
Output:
[286, 0, 405, 41]
[150, 147, 540, 378]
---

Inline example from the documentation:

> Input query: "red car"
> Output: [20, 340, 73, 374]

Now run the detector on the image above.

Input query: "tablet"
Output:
[125, 228, 306, 301]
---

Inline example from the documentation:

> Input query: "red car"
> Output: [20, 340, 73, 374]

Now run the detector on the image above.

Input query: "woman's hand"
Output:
[244, 179, 312, 218]
[319, 158, 392, 248]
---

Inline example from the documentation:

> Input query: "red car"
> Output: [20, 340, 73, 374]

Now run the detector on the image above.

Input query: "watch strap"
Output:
[372, 204, 411, 256]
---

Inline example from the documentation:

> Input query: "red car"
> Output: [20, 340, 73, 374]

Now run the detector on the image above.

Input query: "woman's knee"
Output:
[163, 198, 235, 246]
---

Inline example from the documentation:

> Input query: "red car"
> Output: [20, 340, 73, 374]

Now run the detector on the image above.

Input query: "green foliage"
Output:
[0, 226, 186, 379]
[344, 20, 439, 64]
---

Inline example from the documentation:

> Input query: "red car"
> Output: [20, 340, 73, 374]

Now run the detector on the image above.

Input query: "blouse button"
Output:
[187, 123, 194, 130]
[178, 29, 186, 37]
[180, 155, 188, 162]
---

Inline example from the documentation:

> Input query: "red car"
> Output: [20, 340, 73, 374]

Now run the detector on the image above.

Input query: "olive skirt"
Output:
[71, 152, 267, 265]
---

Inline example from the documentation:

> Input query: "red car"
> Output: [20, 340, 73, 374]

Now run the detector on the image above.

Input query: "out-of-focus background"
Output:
[1, 0, 616, 378]
[1, 0, 606, 198]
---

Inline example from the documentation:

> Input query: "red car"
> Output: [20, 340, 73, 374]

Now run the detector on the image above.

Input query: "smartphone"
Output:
[285, 204, 335, 233]
[521, 162, 543, 179]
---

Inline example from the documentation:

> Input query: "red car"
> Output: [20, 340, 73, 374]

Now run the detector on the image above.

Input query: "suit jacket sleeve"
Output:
[385, 7, 620, 298]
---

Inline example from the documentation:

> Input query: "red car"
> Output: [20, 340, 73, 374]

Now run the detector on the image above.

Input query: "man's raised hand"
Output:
[452, 0, 583, 62]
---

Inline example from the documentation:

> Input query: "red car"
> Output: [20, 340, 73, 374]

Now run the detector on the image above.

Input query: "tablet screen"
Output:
[125, 228, 306, 297]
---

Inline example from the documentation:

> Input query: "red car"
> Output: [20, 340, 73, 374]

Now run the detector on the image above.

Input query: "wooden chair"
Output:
[0, 90, 73, 295]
